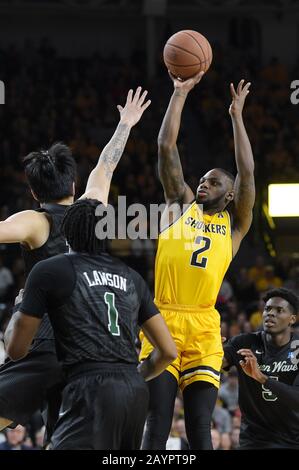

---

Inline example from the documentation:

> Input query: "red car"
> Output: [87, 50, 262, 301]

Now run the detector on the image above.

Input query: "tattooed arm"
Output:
[80, 87, 151, 204]
[158, 72, 204, 206]
[229, 80, 255, 257]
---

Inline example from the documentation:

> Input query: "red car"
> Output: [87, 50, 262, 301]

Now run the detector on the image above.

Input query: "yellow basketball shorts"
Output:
[139, 308, 223, 391]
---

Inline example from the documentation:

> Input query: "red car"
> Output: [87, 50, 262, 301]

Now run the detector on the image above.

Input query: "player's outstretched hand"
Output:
[229, 79, 251, 118]
[117, 87, 151, 128]
[169, 70, 204, 94]
[237, 348, 266, 384]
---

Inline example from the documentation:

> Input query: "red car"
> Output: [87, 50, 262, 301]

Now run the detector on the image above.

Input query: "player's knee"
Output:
[144, 409, 172, 444]
[186, 413, 212, 430]
[146, 408, 170, 427]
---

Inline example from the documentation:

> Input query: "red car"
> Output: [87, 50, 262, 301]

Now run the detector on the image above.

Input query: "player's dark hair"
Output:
[61, 198, 106, 255]
[263, 288, 299, 315]
[214, 168, 235, 185]
[23, 142, 76, 203]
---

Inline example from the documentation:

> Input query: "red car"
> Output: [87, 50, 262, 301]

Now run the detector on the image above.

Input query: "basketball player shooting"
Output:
[140, 74, 255, 450]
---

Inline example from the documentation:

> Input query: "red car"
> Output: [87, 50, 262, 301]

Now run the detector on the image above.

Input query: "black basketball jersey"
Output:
[21, 204, 69, 340]
[224, 331, 299, 448]
[20, 252, 159, 368]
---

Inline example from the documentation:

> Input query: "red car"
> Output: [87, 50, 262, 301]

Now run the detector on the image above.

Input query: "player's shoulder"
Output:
[27, 254, 76, 289]
[126, 265, 149, 294]
[127, 264, 144, 284]
[101, 252, 131, 274]
[93, 252, 137, 281]
[160, 199, 195, 234]
[22, 210, 52, 236]
[291, 331, 299, 342]
[32, 253, 70, 273]
[104, 255, 148, 296]
[8, 209, 48, 224]
[228, 331, 263, 348]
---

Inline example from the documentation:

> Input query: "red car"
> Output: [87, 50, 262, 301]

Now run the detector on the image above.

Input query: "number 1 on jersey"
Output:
[104, 292, 120, 336]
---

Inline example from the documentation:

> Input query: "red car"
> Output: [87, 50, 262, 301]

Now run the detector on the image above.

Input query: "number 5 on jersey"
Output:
[262, 376, 278, 401]
[104, 292, 120, 336]
[190, 236, 211, 268]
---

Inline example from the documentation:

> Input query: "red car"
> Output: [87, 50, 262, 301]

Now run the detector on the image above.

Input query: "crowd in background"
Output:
[0, 38, 298, 450]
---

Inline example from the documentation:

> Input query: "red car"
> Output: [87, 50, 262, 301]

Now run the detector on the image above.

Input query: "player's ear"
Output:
[290, 314, 297, 326]
[30, 189, 39, 202]
[72, 181, 75, 196]
[225, 190, 234, 203]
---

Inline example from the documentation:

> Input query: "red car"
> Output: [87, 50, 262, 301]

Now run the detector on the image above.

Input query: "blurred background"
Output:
[0, 0, 298, 450]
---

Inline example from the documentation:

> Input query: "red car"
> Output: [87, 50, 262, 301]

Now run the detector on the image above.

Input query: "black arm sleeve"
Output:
[223, 333, 259, 370]
[130, 269, 159, 326]
[19, 254, 76, 318]
[223, 335, 244, 370]
[264, 375, 299, 411]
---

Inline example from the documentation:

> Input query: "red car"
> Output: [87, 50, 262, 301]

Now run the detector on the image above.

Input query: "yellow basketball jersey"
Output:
[155, 202, 232, 309]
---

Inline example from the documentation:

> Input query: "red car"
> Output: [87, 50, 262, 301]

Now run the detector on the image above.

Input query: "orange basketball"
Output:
[163, 30, 213, 80]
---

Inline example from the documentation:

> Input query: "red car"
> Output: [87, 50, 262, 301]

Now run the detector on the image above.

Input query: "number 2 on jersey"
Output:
[104, 292, 120, 336]
[190, 236, 211, 268]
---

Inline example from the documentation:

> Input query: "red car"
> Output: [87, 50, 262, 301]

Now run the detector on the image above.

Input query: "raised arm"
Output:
[80, 87, 151, 203]
[229, 80, 255, 256]
[158, 72, 204, 206]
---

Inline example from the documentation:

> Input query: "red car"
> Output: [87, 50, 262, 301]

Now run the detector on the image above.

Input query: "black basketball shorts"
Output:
[50, 364, 149, 450]
[0, 339, 64, 428]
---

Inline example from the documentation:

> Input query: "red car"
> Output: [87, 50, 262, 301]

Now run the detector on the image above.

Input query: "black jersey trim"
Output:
[159, 199, 195, 235]
[22, 203, 68, 254]
[169, 363, 180, 375]
[180, 364, 221, 378]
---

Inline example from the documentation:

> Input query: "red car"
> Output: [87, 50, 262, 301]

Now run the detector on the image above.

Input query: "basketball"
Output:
[163, 30, 213, 80]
